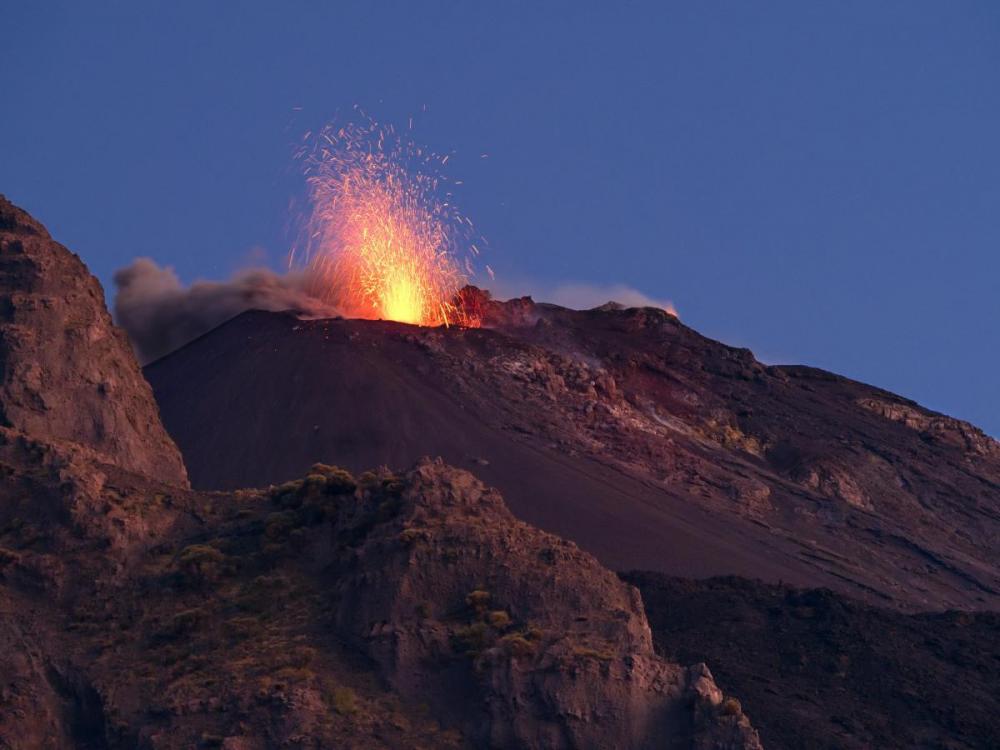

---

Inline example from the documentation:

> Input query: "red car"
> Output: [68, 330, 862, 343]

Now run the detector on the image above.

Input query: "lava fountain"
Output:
[292, 113, 484, 327]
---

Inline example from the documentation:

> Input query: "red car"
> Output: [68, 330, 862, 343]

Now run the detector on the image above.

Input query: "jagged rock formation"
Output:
[146, 290, 1000, 611]
[0, 196, 187, 487]
[320, 459, 760, 748]
[0, 450, 761, 748]
[0, 197, 761, 748]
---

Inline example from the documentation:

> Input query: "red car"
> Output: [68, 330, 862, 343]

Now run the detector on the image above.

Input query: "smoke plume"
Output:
[113, 258, 339, 364]
[491, 279, 677, 317]
[112, 259, 677, 365]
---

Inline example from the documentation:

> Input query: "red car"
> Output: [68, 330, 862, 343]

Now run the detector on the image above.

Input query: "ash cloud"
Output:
[112, 259, 676, 364]
[113, 258, 338, 364]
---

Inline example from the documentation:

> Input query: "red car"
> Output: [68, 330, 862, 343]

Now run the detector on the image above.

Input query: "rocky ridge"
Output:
[0, 196, 187, 487]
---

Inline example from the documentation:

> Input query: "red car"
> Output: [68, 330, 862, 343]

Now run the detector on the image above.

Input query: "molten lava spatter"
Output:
[293, 113, 482, 327]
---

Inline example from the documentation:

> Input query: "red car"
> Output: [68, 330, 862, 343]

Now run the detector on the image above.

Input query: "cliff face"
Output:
[0, 454, 760, 749]
[0, 197, 761, 748]
[0, 196, 187, 487]
[319, 459, 760, 749]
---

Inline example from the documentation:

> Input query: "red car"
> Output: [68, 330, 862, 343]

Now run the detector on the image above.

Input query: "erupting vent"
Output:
[293, 113, 485, 327]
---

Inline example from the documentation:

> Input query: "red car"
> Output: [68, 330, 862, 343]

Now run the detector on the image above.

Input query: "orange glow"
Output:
[292, 112, 481, 327]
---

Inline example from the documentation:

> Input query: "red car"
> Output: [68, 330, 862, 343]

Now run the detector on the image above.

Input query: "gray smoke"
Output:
[491, 278, 677, 316]
[113, 258, 339, 364]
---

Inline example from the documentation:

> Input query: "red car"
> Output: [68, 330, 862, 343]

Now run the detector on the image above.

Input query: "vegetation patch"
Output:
[177, 544, 228, 583]
[572, 646, 614, 662]
[450, 589, 542, 662]
[498, 632, 536, 658]
[398, 527, 429, 546]
[331, 686, 358, 715]
[721, 697, 742, 716]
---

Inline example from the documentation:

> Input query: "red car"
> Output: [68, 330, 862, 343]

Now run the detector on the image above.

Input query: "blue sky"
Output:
[2, 2, 998, 435]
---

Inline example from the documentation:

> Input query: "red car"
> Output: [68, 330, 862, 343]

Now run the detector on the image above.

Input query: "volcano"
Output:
[146, 291, 1000, 613]
[3, 194, 1000, 749]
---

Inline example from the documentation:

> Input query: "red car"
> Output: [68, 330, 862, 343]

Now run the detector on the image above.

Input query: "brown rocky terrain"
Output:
[624, 572, 1000, 750]
[0, 198, 187, 487]
[0, 196, 762, 748]
[146, 290, 1000, 613]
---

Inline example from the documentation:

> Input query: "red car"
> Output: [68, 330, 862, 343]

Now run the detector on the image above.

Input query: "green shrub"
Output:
[454, 622, 490, 654]
[523, 626, 544, 641]
[270, 480, 304, 506]
[721, 697, 742, 716]
[270, 466, 356, 511]
[499, 633, 535, 658]
[264, 510, 299, 540]
[357, 470, 378, 488]
[487, 610, 511, 629]
[177, 544, 226, 582]
[310, 463, 358, 494]
[573, 646, 614, 662]
[332, 686, 358, 715]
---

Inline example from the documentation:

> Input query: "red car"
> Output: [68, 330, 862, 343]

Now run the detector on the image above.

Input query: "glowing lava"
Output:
[292, 112, 483, 327]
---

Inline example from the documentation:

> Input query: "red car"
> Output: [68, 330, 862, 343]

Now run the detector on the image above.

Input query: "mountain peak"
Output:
[0, 195, 50, 238]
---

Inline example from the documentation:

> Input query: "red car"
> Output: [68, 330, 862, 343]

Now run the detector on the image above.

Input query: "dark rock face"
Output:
[322, 459, 760, 749]
[0, 196, 187, 487]
[625, 572, 1000, 750]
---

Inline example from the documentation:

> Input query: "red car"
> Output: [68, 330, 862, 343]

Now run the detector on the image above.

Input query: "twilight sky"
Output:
[2, 2, 998, 435]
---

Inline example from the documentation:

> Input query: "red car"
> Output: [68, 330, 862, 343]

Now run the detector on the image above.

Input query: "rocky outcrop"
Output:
[320, 459, 761, 749]
[0, 196, 187, 486]
[0, 445, 762, 748]
[857, 397, 1000, 459]
[0, 614, 76, 750]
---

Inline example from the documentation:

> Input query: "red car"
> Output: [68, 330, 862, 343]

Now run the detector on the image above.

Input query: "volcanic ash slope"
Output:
[146, 287, 1000, 612]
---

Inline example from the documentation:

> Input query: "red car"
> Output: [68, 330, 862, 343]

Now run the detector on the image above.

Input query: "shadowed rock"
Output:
[626, 572, 1000, 750]
[322, 458, 761, 748]
[0, 196, 187, 486]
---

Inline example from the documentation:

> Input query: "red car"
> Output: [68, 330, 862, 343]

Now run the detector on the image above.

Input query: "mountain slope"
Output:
[146, 295, 1000, 611]
[625, 572, 1000, 750]
[0, 195, 762, 748]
